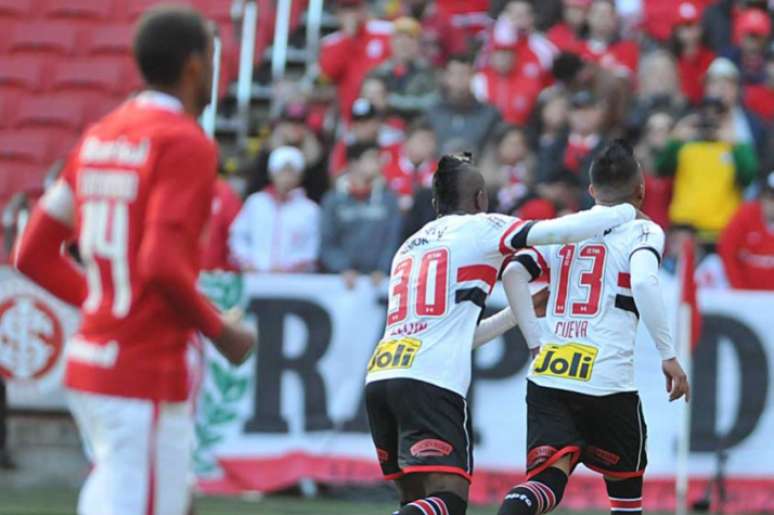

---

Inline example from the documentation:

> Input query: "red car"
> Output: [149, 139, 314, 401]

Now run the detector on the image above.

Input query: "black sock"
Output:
[399, 491, 467, 515]
[605, 476, 643, 515]
[498, 467, 567, 515]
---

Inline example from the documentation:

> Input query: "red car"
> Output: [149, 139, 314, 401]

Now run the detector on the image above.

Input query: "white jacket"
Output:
[228, 188, 320, 272]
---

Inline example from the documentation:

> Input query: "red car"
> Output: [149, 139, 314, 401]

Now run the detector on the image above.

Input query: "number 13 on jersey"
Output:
[387, 248, 450, 325]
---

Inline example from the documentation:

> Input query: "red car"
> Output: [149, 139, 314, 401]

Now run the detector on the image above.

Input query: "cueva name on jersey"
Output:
[78, 170, 139, 201]
[368, 337, 421, 373]
[80, 136, 149, 167]
[532, 342, 598, 382]
[554, 320, 589, 338]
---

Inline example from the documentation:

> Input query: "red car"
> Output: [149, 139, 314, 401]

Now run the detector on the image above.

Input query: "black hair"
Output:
[432, 152, 474, 214]
[552, 52, 584, 83]
[133, 5, 209, 88]
[346, 141, 380, 162]
[589, 139, 641, 191]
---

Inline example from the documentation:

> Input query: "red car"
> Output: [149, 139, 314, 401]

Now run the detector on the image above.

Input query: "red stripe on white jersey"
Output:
[499, 219, 527, 255]
[617, 272, 631, 288]
[457, 264, 498, 292]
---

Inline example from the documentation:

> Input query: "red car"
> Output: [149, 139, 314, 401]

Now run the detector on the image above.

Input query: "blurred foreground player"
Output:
[365, 153, 638, 515]
[14, 6, 255, 515]
[497, 141, 690, 515]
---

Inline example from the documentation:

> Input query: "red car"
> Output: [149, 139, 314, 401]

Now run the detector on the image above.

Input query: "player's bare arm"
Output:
[472, 287, 548, 349]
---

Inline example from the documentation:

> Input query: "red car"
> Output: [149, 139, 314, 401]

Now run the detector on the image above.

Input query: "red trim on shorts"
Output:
[499, 220, 527, 255]
[457, 264, 498, 292]
[146, 401, 160, 515]
[383, 471, 404, 480]
[585, 463, 645, 479]
[610, 498, 643, 509]
[526, 445, 581, 480]
[401, 465, 472, 482]
[617, 273, 631, 288]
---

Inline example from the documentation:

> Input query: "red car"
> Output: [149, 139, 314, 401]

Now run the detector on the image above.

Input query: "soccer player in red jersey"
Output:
[14, 6, 255, 515]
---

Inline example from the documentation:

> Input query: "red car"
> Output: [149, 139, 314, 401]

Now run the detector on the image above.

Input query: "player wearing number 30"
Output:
[496, 140, 690, 515]
[13, 7, 255, 515]
[364, 153, 637, 515]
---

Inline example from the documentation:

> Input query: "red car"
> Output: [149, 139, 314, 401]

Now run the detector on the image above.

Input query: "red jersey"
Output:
[201, 178, 243, 272]
[678, 47, 715, 105]
[718, 201, 774, 290]
[381, 143, 436, 205]
[61, 93, 220, 401]
[744, 84, 774, 121]
[472, 67, 541, 125]
[547, 23, 584, 54]
[319, 20, 392, 119]
[580, 39, 639, 78]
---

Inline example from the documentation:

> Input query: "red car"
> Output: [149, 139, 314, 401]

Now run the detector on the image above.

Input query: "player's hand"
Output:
[342, 270, 358, 290]
[531, 287, 549, 318]
[662, 358, 690, 402]
[212, 311, 256, 366]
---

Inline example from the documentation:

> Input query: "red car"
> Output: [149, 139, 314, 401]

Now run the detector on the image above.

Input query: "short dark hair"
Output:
[346, 141, 380, 162]
[133, 5, 209, 87]
[432, 152, 473, 214]
[589, 139, 640, 191]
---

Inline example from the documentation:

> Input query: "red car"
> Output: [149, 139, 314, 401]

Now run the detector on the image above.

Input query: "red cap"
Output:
[676, 2, 700, 24]
[736, 8, 771, 38]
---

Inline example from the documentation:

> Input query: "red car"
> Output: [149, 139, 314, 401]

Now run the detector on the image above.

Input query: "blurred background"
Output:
[0, 0, 773, 513]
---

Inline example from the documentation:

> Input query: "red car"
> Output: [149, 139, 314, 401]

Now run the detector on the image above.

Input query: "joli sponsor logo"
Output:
[532, 342, 598, 381]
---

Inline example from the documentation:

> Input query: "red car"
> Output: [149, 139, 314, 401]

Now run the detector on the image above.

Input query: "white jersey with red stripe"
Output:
[365, 213, 532, 396]
[518, 219, 665, 396]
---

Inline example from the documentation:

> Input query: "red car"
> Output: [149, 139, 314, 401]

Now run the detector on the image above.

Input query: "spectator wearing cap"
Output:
[547, 0, 591, 54]
[744, 45, 774, 122]
[242, 102, 328, 202]
[721, 7, 771, 85]
[381, 121, 438, 211]
[656, 96, 759, 242]
[329, 98, 400, 175]
[669, 1, 716, 105]
[369, 17, 439, 119]
[704, 57, 766, 152]
[319, 0, 392, 120]
[229, 147, 321, 273]
[472, 39, 543, 126]
[426, 54, 502, 155]
[580, 0, 639, 79]
[718, 171, 774, 290]
[320, 143, 402, 289]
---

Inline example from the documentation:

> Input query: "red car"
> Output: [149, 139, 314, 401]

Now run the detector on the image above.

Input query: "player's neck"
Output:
[146, 85, 198, 117]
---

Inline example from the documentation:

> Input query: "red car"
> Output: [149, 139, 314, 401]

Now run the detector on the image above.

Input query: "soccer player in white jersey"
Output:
[364, 153, 638, 515]
[496, 140, 690, 515]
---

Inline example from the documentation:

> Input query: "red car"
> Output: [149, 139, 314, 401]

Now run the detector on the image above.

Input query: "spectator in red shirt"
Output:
[718, 172, 774, 290]
[723, 7, 771, 85]
[744, 44, 774, 122]
[471, 40, 543, 125]
[547, 0, 590, 54]
[635, 111, 676, 229]
[319, 0, 392, 120]
[201, 177, 243, 272]
[381, 121, 438, 211]
[580, 0, 639, 79]
[670, 1, 716, 105]
[562, 90, 606, 186]
[329, 98, 397, 176]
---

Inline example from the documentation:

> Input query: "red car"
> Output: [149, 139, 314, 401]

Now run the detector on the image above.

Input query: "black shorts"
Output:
[365, 378, 473, 482]
[526, 381, 647, 480]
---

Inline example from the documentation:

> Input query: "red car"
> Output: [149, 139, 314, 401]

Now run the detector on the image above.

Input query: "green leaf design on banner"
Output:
[223, 377, 248, 403]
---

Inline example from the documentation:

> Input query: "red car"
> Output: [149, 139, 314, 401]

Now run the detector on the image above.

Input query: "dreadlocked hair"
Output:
[432, 152, 474, 215]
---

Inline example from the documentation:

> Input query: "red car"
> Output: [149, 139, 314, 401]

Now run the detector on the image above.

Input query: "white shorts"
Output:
[67, 390, 193, 515]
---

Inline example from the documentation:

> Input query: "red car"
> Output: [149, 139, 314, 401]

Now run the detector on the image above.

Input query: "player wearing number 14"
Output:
[14, 7, 255, 515]
[364, 153, 638, 515]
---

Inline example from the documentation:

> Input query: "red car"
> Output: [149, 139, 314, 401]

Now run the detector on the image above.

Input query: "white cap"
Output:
[268, 146, 305, 175]
[706, 57, 739, 80]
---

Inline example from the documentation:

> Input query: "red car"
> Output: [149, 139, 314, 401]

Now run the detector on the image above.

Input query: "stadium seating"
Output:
[0, 0, 238, 217]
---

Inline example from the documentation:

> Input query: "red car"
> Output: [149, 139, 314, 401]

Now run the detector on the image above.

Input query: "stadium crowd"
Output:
[207, 0, 772, 290]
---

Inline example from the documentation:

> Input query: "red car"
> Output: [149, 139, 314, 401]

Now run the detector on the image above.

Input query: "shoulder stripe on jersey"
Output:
[456, 287, 487, 309]
[615, 294, 639, 317]
[498, 219, 527, 255]
[617, 273, 631, 288]
[514, 254, 541, 282]
[457, 264, 498, 292]
[630, 246, 661, 265]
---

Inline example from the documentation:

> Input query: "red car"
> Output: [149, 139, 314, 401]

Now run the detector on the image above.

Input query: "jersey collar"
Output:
[135, 90, 184, 113]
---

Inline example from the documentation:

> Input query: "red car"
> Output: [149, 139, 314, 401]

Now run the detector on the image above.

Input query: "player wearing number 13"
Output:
[13, 6, 255, 515]
[496, 140, 690, 515]
[364, 153, 637, 515]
